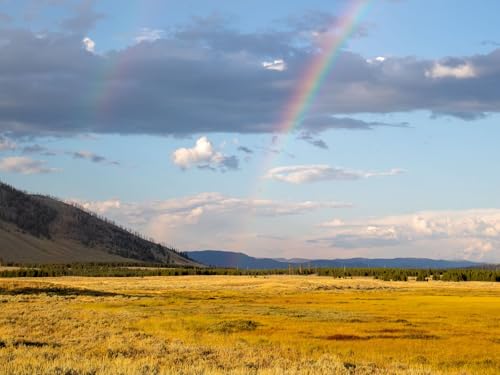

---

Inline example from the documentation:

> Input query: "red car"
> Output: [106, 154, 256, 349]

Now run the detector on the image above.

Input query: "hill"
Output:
[188, 250, 481, 269]
[0, 181, 199, 266]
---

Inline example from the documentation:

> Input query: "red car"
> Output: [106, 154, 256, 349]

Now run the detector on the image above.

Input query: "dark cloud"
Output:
[195, 155, 239, 173]
[430, 111, 488, 121]
[1, 16, 500, 138]
[297, 132, 328, 149]
[22, 144, 56, 156]
[300, 116, 409, 133]
[237, 146, 253, 154]
[481, 40, 500, 47]
[68, 151, 119, 165]
[221, 155, 239, 170]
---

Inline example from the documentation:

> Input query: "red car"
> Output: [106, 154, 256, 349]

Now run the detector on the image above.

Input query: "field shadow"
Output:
[209, 320, 260, 334]
[0, 286, 119, 297]
[0, 340, 60, 348]
[322, 332, 440, 341]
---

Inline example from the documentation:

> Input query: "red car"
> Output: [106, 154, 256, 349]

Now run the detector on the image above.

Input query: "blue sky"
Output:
[1, 0, 500, 261]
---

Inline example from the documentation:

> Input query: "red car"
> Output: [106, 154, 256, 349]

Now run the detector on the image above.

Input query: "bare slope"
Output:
[0, 182, 198, 266]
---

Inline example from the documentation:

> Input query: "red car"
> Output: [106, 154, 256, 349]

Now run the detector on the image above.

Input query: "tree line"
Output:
[0, 263, 498, 281]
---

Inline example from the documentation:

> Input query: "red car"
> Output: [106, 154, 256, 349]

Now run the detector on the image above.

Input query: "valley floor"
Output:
[0, 276, 498, 374]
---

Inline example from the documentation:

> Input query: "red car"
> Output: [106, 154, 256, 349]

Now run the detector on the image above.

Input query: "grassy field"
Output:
[0, 276, 498, 374]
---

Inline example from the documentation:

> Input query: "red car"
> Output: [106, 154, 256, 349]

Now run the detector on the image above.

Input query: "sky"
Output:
[1, 0, 500, 262]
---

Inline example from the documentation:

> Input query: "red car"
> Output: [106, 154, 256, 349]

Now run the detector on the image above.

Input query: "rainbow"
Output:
[237, 1, 372, 253]
[277, 0, 372, 135]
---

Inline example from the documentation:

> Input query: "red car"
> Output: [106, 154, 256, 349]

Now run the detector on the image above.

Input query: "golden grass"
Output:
[0, 276, 498, 374]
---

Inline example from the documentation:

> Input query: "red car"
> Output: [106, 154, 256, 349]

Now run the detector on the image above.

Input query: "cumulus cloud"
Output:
[265, 165, 403, 184]
[425, 61, 476, 79]
[315, 209, 500, 261]
[82, 36, 95, 52]
[0, 156, 59, 174]
[172, 137, 239, 172]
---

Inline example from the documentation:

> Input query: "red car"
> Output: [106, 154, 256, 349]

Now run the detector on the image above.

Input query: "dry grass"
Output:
[0, 276, 498, 374]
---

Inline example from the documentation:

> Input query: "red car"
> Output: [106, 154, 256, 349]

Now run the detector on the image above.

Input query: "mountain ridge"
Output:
[0, 181, 199, 266]
[188, 250, 483, 269]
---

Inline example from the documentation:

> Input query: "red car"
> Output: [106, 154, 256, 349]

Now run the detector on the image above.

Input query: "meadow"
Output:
[0, 276, 498, 374]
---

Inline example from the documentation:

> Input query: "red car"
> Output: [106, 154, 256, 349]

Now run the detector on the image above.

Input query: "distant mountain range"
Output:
[0, 181, 199, 266]
[188, 250, 481, 269]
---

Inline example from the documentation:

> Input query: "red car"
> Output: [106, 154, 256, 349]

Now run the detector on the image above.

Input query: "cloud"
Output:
[481, 40, 500, 47]
[237, 146, 253, 154]
[367, 56, 386, 64]
[68, 198, 121, 214]
[1, 17, 500, 137]
[297, 132, 328, 149]
[61, 0, 105, 34]
[262, 59, 286, 71]
[314, 209, 500, 261]
[69, 151, 119, 165]
[299, 116, 409, 133]
[21, 144, 56, 156]
[172, 137, 239, 172]
[65, 193, 500, 262]
[82, 36, 95, 53]
[68, 192, 350, 252]
[134, 28, 164, 44]
[0, 136, 16, 152]
[265, 165, 403, 184]
[0, 156, 59, 174]
[88, 192, 350, 219]
[425, 61, 476, 79]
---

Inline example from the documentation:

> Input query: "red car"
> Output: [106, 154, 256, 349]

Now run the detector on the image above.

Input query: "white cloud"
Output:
[70, 192, 349, 251]
[0, 156, 59, 174]
[366, 56, 386, 64]
[262, 59, 286, 71]
[0, 136, 16, 151]
[82, 37, 95, 53]
[74, 193, 349, 221]
[65, 194, 500, 261]
[172, 136, 238, 171]
[426, 62, 476, 79]
[316, 209, 500, 261]
[134, 28, 164, 44]
[264, 165, 403, 184]
[66, 199, 121, 214]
